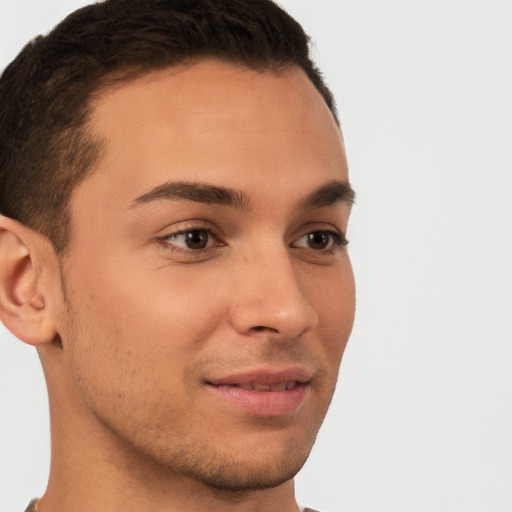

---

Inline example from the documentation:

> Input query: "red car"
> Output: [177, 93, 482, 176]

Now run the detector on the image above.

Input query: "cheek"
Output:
[59, 261, 235, 442]
[307, 258, 355, 360]
[62, 255, 232, 369]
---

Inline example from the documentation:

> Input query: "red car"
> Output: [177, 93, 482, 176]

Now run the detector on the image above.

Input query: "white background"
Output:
[0, 1, 511, 511]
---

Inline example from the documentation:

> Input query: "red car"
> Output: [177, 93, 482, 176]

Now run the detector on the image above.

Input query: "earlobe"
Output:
[0, 215, 58, 346]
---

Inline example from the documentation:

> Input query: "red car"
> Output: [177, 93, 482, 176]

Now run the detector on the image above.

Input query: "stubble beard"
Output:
[59, 273, 330, 497]
[87, 399, 320, 494]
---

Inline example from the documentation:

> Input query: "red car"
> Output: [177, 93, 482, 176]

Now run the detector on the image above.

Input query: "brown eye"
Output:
[164, 229, 212, 250]
[184, 230, 209, 249]
[306, 231, 330, 250]
[292, 230, 346, 251]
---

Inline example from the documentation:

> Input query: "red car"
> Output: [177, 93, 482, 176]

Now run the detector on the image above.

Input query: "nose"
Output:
[229, 248, 319, 340]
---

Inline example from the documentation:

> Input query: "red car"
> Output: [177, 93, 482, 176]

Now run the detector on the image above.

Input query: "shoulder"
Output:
[23, 499, 38, 512]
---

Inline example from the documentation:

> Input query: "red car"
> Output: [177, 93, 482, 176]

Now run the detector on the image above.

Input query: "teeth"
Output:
[254, 383, 272, 391]
[235, 381, 297, 391]
[238, 383, 257, 390]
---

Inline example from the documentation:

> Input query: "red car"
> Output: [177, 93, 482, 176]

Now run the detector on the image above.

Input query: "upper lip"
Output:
[206, 367, 312, 387]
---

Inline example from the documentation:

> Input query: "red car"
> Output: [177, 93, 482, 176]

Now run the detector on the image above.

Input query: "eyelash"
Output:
[158, 224, 223, 254]
[295, 231, 348, 251]
[158, 226, 348, 256]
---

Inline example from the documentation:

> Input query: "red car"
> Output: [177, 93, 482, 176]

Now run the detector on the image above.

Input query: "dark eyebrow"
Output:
[130, 179, 355, 213]
[130, 181, 251, 211]
[300, 180, 355, 211]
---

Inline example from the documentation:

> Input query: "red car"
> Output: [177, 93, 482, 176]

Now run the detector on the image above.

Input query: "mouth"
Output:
[215, 380, 302, 392]
[205, 368, 311, 417]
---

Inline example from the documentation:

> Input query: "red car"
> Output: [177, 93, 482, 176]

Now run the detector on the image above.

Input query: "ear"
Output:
[0, 215, 58, 345]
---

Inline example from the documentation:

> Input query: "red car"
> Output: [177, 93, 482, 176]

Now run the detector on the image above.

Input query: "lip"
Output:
[206, 367, 311, 417]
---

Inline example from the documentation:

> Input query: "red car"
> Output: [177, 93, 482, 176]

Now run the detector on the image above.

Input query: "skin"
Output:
[0, 60, 354, 512]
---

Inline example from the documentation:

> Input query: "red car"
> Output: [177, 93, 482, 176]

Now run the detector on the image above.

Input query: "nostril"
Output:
[252, 326, 278, 333]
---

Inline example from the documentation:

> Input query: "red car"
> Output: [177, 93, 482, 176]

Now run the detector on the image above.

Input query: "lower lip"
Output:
[207, 383, 308, 417]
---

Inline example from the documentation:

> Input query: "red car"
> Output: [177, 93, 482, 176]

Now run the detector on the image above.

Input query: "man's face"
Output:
[55, 61, 355, 491]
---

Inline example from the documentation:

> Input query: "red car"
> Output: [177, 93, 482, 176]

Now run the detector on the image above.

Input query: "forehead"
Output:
[79, 60, 347, 209]
[91, 60, 333, 131]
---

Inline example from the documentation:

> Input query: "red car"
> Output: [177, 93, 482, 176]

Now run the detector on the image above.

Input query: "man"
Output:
[0, 0, 355, 511]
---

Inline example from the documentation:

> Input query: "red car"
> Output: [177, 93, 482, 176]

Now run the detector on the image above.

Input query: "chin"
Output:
[160, 427, 317, 493]
[185, 447, 312, 492]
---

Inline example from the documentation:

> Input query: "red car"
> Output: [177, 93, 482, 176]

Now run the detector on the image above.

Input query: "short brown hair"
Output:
[0, 0, 338, 254]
